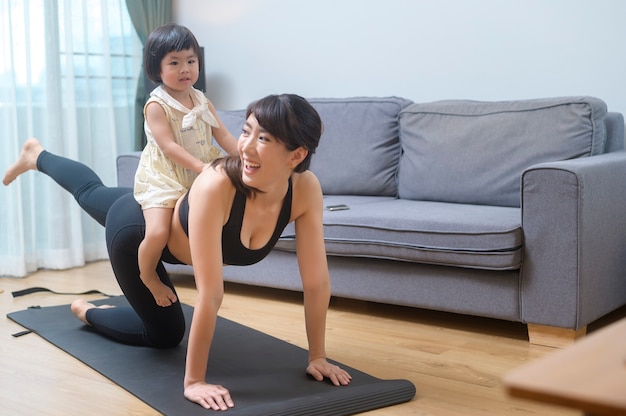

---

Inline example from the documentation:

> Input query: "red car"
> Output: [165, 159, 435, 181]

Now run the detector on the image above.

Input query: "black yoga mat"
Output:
[8, 296, 415, 415]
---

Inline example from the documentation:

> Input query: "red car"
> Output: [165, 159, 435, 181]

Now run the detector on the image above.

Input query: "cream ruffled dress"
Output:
[134, 86, 224, 209]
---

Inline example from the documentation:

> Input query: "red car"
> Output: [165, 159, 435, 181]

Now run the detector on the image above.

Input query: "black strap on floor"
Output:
[12, 287, 113, 298]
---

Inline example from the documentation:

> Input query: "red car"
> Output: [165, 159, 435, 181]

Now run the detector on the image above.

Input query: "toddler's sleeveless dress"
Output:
[134, 85, 224, 209]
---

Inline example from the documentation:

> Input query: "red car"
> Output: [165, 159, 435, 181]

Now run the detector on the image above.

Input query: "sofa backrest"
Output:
[397, 96, 608, 208]
[216, 109, 247, 141]
[218, 96, 414, 196]
[308, 97, 413, 196]
[604, 112, 625, 153]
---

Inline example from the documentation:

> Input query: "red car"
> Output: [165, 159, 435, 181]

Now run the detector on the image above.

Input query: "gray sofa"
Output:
[117, 96, 626, 347]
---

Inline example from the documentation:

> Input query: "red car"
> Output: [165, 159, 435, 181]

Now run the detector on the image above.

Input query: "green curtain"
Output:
[125, 0, 172, 150]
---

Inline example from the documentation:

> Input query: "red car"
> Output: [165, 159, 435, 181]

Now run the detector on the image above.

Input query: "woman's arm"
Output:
[182, 169, 235, 410]
[145, 101, 205, 173]
[293, 172, 352, 386]
[207, 99, 239, 156]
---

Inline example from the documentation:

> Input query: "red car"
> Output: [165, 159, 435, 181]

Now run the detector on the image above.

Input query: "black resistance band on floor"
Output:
[7, 296, 415, 416]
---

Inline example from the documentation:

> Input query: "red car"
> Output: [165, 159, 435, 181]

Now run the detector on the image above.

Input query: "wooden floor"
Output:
[1, 261, 624, 415]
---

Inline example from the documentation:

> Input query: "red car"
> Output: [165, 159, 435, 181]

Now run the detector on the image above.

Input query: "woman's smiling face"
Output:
[238, 114, 296, 190]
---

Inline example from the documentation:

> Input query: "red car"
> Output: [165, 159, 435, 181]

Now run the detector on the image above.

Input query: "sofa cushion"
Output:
[398, 96, 608, 207]
[216, 109, 246, 142]
[218, 98, 414, 196]
[276, 196, 523, 271]
[116, 152, 141, 188]
[308, 97, 413, 196]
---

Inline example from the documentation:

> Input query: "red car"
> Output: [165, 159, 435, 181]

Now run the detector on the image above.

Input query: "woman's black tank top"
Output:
[179, 179, 292, 266]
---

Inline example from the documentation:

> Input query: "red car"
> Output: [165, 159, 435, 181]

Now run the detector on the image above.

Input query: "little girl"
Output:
[135, 23, 238, 307]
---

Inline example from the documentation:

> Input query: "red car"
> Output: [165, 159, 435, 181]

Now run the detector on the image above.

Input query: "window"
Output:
[0, 0, 142, 276]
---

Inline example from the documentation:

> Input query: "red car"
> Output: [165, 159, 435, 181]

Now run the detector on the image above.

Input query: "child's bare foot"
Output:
[70, 299, 115, 325]
[3, 138, 45, 185]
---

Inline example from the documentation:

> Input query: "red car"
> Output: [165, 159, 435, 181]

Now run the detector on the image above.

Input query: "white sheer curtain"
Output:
[0, 0, 141, 277]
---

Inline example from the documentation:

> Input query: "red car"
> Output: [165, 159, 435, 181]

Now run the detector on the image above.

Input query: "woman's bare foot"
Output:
[70, 299, 115, 326]
[3, 138, 45, 185]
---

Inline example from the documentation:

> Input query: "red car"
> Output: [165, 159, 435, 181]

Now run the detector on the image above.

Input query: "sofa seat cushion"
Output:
[398, 96, 608, 207]
[276, 196, 523, 271]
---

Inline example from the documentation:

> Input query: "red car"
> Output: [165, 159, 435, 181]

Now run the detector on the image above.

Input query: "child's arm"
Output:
[207, 99, 239, 156]
[146, 101, 205, 174]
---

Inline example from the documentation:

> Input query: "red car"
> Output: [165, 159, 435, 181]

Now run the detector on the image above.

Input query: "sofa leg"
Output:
[527, 323, 587, 348]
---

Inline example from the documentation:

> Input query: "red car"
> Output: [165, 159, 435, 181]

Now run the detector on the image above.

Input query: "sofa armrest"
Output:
[520, 151, 626, 329]
[116, 152, 141, 188]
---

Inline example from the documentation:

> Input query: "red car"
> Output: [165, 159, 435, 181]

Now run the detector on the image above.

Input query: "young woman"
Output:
[135, 23, 238, 308]
[2, 94, 352, 411]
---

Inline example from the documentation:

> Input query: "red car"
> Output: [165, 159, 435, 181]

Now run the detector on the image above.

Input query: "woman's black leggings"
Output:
[37, 151, 186, 348]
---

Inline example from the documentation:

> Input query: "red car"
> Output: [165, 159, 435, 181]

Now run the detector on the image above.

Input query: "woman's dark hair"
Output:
[144, 23, 203, 84]
[214, 94, 323, 197]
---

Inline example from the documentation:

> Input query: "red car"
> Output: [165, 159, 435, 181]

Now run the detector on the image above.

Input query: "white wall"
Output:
[174, 0, 626, 120]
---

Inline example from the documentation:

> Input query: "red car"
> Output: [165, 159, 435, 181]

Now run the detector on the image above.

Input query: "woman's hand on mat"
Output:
[306, 358, 353, 386]
[184, 382, 234, 411]
[143, 279, 178, 307]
